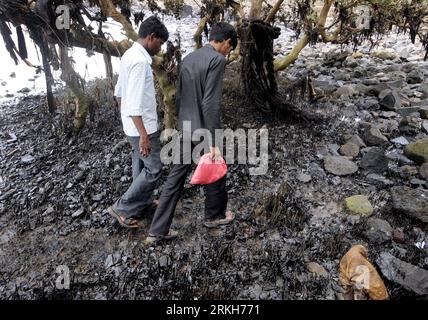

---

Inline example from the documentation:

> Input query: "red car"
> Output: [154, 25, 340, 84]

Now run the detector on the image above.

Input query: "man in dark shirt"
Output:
[145, 22, 238, 243]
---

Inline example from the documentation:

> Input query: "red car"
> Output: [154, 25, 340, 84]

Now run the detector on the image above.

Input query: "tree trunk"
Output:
[193, 15, 209, 49]
[39, 40, 56, 114]
[59, 46, 95, 132]
[249, 0, 263, 20]
[152, 41, 181, 129]
[239, 20, 281, 113]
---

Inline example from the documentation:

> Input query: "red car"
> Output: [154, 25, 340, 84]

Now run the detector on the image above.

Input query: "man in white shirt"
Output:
[108, 16, 168, 228]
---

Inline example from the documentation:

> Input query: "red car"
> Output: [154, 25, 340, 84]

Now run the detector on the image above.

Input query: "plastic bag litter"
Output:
[190, 153, 227, 185]
[339, 244, 389, 300]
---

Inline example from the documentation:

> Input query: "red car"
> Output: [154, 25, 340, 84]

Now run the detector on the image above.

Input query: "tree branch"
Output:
[265, 0, 284, 24]
[274, 34, 310, 71]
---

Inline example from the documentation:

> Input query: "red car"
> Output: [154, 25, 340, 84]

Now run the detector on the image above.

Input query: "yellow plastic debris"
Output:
[339, 245, 389, 300]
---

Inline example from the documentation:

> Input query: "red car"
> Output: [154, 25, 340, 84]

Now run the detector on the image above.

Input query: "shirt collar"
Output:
[133, 41, 153, 64]
[204, 43, 215, 51]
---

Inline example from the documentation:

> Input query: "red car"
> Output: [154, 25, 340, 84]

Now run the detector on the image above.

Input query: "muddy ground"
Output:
[1, 55, 428, 300]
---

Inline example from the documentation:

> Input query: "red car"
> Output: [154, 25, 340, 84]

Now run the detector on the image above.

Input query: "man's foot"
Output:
[107, 205, 143, 228]
[143, 229, 179, 245]
[203, 211, 235, 228]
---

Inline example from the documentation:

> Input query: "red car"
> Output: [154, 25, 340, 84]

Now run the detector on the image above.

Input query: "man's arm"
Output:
[201, 55, 227, 148]
[131, 116, 151, 156]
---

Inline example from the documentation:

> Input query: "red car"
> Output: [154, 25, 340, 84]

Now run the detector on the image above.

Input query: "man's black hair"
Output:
[138, 16, 169, 41]
[209, 22, 238, 50]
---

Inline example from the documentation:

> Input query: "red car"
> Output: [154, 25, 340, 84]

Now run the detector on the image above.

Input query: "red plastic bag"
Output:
[190, 153, 227, 185]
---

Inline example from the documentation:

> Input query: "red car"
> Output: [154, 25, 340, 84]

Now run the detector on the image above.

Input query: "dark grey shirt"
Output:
[176, 44, 226, 146]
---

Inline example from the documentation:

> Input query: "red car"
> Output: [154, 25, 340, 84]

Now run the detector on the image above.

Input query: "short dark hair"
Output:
[209, 22, 238, 50]
[138, 16, 169, 42]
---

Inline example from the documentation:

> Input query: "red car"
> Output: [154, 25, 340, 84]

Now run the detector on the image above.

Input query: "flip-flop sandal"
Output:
[143, 229, 178, 245]
[108, 206, 142, 228]
[203, 211, 235, 228]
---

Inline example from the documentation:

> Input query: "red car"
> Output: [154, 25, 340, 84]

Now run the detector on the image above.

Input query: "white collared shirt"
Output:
[114, 42, 157, 136]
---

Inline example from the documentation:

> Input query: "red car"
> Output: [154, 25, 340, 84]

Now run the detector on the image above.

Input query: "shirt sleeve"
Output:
[201, 54, 226, 147]
[121, 60, 149, 117]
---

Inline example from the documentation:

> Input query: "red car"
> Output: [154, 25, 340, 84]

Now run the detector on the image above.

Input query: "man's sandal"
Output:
[203, 211, 235, 228]
[108, 206, 143, 228]
[143, 229, 179, 245]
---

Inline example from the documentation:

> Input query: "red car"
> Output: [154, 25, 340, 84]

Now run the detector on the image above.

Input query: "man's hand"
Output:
[209, 146, 222, 161]
[139, 133, 151, 157]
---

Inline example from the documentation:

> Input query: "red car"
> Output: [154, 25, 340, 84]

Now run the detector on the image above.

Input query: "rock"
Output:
[347, 135, 366, 148]
[390, 186, 428, 223]
[396, 106, 424, 117]
[392, 229, 405, 243]
[71, 208, 85, 218]
[344, 195, 374, 216]
[360, 147, 389, 173]
[363, 127, 389, 146]
[179, 4, 193, 18]
[352, 52, 363, 59]
[105, 255, 114, 268]
[373, 50, 398, 60]
[386, 150, 414, 165]
[307, 262, 328, 277]
[399, 115, 422, 135]
[419, 163, 428, 180]
[398, 165, 418, 179]
[379, 89, 401, 111]
[21, 154, 35, 163]
[398, 48, 410, 59]
[5, 93, 14, 98]
[353, 68, 367, 78]
[362, 98, 379, 110]
[410, 178, 426, 186]
[391, 136, 409, 146]
[1, 81, 6, 86]
[377, 252, 428, 295]
[92, 193, 104, 201]
[419, 106, 428, 119]
[9, 72, 16, 78]
[331, 176, 341, 186]
[404, 138, 428, 164]
[379, 111, 398, 119]
[159, 255, 171, 267]
[422, 120, 428, 134]
[75, 170, 86, 182]
[297, 173, 312, 183]
[324, 156, 358, 176]
[328, 143, 341, 155]
[18, 87, 30, 94]
[334, 70, 351, 81]
[363, 79, 380, 86]
[364, 218, 393, 244]
[339, 142, 360, 158]
[334, 85, 357, 97]
[308, 162, 327, 180]
[366, 173, 394, 187]
[388, 79, 405, 89]
[406, 70, 424, 84]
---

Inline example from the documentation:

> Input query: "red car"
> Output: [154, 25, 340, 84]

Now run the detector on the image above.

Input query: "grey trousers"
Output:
[115, 131, 163, 219]
[149, 138, 228, 236]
